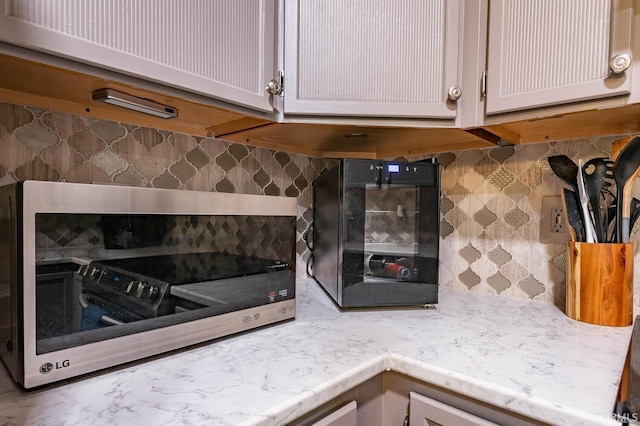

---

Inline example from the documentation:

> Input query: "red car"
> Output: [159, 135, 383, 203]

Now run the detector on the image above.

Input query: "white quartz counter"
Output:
[0, 279, 632, 425]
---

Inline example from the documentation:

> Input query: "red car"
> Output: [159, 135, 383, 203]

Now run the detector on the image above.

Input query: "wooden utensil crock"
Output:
[566, 241, 633, 327]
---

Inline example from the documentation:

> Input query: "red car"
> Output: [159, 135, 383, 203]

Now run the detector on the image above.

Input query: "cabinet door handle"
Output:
[609, 53, 632, 74]
[266, 71, 284, 95]
[266, 79, 282, 95]
[447, 85, 462, 101]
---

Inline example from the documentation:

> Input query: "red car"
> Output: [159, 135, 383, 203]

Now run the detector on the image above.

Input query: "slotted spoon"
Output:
[582, 157, 614, 241]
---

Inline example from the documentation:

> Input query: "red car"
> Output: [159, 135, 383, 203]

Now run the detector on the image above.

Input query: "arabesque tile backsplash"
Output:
[1, 101, 638, 312]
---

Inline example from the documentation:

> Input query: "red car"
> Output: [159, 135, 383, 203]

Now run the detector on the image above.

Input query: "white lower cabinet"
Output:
[409, 392, 498, 426]
[309, 401, 358, 426]
[287, 372, 543, 426]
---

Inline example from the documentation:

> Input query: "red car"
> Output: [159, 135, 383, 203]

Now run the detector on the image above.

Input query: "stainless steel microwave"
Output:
[0, 181, 296, 388]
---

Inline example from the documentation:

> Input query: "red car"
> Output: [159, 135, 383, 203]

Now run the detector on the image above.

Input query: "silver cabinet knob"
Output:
[447, 85, 462, 101]
[265, 71, 284, 95]
[610, 54, 632, 74]
[265, 79, 282, 95]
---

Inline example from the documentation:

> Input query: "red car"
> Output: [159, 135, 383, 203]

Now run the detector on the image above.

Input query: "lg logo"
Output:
[39, 360, 70, 374]
[39, 363, 53, 374]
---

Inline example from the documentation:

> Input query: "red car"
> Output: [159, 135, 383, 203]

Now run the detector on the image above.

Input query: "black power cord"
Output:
[302, 221, 315, 279]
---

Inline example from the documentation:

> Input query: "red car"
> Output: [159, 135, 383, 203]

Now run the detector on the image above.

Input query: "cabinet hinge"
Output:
[266, 71, 284, 96]
[480, 70, 487, 98]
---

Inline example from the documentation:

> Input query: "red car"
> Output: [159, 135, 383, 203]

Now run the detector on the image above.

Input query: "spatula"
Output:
[561, 188, 584, 241]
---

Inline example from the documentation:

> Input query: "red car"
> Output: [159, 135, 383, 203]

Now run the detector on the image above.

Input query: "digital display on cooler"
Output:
[388, 164, 399, 173]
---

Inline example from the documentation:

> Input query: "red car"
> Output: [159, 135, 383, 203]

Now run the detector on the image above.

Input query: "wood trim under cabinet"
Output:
[2, 52, 640, 159]
[0, 53, 270, 139]
[220, 122, 497, 159]
[481, 104, 640, 144]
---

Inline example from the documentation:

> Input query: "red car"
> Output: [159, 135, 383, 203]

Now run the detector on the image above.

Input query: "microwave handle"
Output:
[78, 294, 124, 326]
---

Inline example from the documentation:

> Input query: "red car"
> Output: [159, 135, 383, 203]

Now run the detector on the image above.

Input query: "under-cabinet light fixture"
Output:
[92, 88, 178, 119]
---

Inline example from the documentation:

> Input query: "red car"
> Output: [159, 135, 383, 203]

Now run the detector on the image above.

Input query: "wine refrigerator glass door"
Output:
[340, 161, 439, 307]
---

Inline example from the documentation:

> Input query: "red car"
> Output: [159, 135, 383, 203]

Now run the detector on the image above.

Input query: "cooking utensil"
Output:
[630, 197, 640, 234]
[548, 155, 593, 241]
[548, 155, 579, 190]
[605, 204, 617, 243]
[613, 135, 640, 242]
[561, 188, 584, 241]
[582, 157, 614, 242]
[577, 159, 597, 242]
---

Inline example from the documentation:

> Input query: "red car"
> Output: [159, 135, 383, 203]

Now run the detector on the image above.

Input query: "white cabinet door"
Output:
[409, 392, 499, 426]
[486, 0, 633, 115]
[284, 0, 462, 119]
[0, 0, 277, 113]
[310, 400, 357, 426]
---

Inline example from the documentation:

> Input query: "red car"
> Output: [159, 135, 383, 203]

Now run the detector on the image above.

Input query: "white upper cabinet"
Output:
[283, 0, 463, 119]
[0, 0, 277, 113]
[0, 0, 636, 128]
[485, 0, 633, 115]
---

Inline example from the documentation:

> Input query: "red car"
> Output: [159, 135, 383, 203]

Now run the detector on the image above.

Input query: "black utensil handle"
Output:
[562, 188, 585, 242]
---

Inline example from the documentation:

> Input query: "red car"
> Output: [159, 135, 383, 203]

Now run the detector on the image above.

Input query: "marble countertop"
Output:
[0, 279, 632, 426]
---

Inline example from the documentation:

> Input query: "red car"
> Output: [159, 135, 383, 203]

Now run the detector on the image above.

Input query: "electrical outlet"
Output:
[540, 196, 570, 244]
[551, 207, 564, 233]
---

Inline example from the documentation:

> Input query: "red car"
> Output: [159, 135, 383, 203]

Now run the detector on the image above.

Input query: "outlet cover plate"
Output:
[540, 196, 570, 244]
